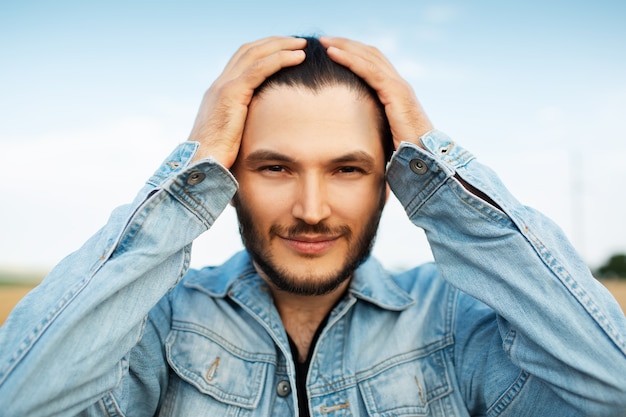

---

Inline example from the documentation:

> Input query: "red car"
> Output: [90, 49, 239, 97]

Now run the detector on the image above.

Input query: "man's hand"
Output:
[188, 36, 307, 168]
[320, 36, 433, 150]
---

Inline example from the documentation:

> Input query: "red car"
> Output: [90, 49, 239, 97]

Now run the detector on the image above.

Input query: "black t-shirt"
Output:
[287, 315, 329, 417]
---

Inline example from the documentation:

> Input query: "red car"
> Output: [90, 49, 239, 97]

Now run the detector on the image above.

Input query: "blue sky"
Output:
[1, 0, 625, 273]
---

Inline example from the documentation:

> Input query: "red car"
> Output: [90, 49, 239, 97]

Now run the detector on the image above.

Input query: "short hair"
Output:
[255, 36, 393, 163]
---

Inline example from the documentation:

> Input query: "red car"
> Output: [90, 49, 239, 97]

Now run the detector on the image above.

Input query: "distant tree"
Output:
[595, 254, 626, 279]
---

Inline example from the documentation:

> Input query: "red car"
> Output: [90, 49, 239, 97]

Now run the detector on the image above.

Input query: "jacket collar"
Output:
[350, 256, 415, 310]
[184, 250, 415, 311]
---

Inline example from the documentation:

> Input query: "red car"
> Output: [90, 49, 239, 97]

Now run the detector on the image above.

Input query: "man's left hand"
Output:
[320, 36, 433, 150]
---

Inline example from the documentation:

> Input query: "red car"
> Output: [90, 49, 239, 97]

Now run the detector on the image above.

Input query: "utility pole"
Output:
[570, 149, 586, 262]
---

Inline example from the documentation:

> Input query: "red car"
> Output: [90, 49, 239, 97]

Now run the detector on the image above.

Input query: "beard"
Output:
[232, 189, 385, 296]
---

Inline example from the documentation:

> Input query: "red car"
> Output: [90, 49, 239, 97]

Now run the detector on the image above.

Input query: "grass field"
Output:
[2, 281, 625, 326]
[0, 285, 34, 325]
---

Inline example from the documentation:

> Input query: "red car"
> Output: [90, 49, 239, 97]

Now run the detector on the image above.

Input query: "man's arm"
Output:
[388, 134, 626, 415]
[0, 36, 307, 416]
[0, 146, 236, 416]
[322, 36, 626, 414]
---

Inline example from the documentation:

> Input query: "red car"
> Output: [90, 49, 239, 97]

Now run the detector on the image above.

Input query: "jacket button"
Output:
[186, 171, 206, 185]
[409, 158, 428, 175]
[276, 380, 291, 397]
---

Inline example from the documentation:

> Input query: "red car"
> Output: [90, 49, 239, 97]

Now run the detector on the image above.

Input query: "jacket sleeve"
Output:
[0, 142, 237, 417]
[386, 130, 626, 416]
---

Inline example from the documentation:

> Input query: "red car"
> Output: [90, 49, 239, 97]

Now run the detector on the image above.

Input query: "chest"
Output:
[157, 304, 467, 416]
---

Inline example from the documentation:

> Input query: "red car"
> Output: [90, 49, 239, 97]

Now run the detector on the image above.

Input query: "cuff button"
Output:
[186, 171, 206, 185]
[409, 158, 428, 175]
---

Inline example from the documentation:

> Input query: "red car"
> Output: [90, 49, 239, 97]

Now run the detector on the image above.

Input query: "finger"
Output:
[324, 45, 399, 106]
[320, 36, 395, 72]
[236, 48, 306, 92]
[211, 37, 306, 107]
[320, 38, 401, 98]
[224, 36, 307, 75]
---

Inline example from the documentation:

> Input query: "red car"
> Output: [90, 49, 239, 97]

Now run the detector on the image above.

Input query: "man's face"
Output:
[231, 85, 387, 296]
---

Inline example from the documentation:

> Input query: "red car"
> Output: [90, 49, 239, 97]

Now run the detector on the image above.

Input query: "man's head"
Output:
[231, 37, 390, 296]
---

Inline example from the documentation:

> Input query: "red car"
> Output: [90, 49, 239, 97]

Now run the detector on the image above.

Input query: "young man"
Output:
[1, 36, 625, 416]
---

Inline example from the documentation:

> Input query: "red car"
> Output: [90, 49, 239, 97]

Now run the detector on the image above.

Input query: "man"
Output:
[0, 36, 625, 416]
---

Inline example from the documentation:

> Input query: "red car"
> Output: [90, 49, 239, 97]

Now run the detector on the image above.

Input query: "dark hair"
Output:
[255, 36, 393, 163]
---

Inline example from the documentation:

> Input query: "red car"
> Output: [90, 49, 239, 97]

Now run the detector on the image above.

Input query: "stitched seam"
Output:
[486, 370, 530, 416]
[102, 391, 125, 417]
[524, 226, 626, 353]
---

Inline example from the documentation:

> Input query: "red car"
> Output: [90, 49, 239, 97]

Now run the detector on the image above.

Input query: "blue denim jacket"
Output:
[1, 131, 625, 416]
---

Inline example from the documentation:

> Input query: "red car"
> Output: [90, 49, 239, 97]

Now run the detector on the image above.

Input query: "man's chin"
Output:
[252, 258, 352, 296]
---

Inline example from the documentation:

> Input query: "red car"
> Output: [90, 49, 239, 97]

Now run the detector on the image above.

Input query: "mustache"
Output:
[270, 221, 352, 239]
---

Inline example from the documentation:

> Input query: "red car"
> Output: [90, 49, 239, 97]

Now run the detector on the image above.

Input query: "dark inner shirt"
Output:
[287, 315, 330, 417]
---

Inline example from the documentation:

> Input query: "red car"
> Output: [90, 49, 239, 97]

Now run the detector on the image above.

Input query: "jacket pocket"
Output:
[357, 347, 452, 417]
[165, 327, 272, 410]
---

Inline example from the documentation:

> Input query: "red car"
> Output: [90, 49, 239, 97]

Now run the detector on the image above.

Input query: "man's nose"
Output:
[291, 174, 331, 225]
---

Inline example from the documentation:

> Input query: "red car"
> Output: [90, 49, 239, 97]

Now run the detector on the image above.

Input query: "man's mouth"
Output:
[280, 234, 340, 255]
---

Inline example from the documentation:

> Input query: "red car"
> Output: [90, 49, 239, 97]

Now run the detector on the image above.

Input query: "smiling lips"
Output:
[280, 235, 340, 255]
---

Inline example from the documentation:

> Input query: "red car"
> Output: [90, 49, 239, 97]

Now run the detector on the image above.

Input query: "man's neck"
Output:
[268, 281, 350, 363]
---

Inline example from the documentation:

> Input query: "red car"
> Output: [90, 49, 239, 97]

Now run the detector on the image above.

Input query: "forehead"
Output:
[241, 85, 384, 161]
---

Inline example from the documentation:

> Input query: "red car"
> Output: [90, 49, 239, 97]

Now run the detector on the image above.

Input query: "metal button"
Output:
[409, 158, 428, 175]
[186, 171, 206, 185]
[276, 380, 291, 397]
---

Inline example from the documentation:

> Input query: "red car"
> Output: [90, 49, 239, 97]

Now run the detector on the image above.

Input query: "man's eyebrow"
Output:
[244, 150, 294, 164]
[330, 151, 376, 168]
[244, 149, 377, 167]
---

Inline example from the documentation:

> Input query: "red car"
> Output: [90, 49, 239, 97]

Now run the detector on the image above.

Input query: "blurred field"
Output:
[602, 280, 626, 314]
[1, 285, 35, 325]
[1, 281, 625, 326]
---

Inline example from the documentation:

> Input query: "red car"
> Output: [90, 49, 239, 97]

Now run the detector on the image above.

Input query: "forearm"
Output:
[0, 142, 237, 416]
[387, 130, 626, 413]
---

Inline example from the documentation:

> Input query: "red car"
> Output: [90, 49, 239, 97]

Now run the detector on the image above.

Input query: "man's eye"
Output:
[262, 165, 285, 172]
[338, 166, 364, 174]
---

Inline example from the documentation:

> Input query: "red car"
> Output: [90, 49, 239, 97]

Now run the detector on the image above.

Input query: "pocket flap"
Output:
[166, 328, 271, 409]
[358, 349, 451, 416]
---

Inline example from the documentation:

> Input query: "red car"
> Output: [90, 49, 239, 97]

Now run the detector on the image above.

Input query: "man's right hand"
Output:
[188, 36, 307, 168]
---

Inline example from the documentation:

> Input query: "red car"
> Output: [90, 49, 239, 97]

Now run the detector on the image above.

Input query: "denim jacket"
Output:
[1, 130, 625, 416]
